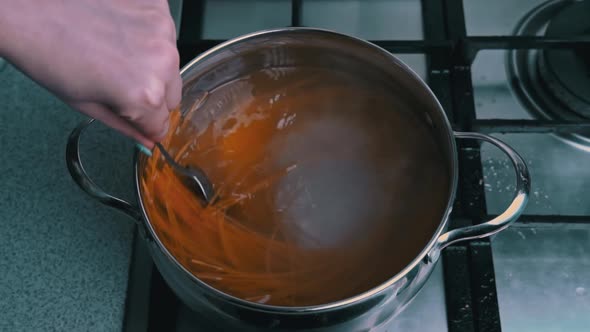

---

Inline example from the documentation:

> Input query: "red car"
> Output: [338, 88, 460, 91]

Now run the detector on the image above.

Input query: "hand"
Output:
[0, 0, 181, 148]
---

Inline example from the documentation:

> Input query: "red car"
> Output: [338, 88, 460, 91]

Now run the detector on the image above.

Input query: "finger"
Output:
[71, 102, 155, 149]
[166, 71, 182, 111]
[115, 76, 171, 141]
[123, 103, 171, 142]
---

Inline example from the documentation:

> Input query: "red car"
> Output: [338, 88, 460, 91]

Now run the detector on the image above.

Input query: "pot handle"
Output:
[66, 118, 142, 221]
[436, 131, 530, 251]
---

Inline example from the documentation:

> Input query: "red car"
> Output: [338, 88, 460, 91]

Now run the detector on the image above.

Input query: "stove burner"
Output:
[540, 1, 590, 114]
[507, 0, 590, 151]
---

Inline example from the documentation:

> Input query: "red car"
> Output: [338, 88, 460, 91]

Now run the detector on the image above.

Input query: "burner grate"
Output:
[123, 1, 590, 331]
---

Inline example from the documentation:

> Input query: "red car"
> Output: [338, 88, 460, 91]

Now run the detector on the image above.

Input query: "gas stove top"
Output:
[124, 1, 590, 331]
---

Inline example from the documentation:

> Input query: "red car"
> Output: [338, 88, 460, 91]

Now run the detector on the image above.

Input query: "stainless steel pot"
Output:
[65, 28, 530, 331]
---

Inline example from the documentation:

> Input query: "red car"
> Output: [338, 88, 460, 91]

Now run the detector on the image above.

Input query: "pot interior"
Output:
[138, 29, 453, 307]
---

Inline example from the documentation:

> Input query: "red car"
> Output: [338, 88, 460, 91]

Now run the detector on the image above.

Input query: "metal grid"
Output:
[122, 1, 590, 331]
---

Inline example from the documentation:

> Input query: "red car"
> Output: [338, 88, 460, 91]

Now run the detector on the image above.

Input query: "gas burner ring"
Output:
[506, 0, 590, 152]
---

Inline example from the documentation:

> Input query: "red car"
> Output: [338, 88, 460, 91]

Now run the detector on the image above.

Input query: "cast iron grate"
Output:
[122, 1, 590, 331]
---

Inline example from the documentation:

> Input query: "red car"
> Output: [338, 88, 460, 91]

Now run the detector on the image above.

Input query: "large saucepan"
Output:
[65, 28, 530, 331]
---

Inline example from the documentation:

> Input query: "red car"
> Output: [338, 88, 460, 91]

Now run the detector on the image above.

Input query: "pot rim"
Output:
[134, 27, 459, 314]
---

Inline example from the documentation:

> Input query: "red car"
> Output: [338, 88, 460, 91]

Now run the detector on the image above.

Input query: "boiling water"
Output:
[140, 66, 450, 306]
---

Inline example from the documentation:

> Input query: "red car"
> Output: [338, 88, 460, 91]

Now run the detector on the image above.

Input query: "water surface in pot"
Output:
[139, 64, 450, 307]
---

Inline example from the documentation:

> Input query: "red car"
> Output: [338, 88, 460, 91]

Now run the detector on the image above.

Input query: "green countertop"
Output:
[0, 61, 137, 331]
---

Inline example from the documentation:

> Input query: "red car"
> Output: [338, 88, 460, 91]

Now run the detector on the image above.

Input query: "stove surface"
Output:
[123, 1, 590, 331]
[467, 1, 590, 330]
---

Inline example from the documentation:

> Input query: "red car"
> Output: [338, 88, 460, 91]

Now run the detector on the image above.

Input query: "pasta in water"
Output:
[139, 66, 449, 306]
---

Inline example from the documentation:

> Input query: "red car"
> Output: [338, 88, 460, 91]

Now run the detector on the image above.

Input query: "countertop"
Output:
[0, 60, 136, 331]
[0, 2, 184, 330]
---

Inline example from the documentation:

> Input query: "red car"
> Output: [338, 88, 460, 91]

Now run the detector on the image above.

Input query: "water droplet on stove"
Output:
[576, 287, 586, 296]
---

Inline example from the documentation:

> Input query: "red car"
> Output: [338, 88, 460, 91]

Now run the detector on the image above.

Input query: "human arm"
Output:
[0, 0, 181, 148]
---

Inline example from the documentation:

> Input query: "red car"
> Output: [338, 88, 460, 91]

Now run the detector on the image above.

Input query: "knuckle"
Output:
[126, 79, 167, 110]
